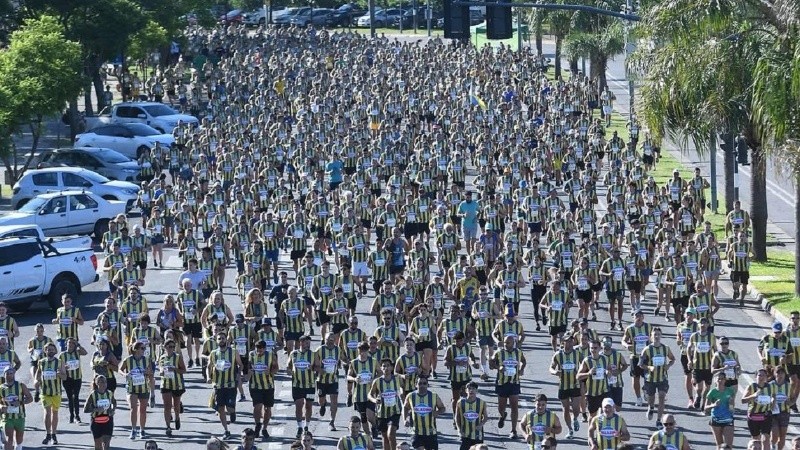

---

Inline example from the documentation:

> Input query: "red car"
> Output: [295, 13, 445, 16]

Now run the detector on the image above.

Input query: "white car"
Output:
[84, 102, 198, 133]
[11, 167, 139, 210]
[75, 123, 174, 159]
[0, 190, 126, 238]
[0, 236, 98, 311]
[243, 7, 288, 25]
[0, 224, 92, 250]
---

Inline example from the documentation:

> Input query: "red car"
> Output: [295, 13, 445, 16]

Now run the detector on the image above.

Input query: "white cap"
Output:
[602, 398, 615, 407]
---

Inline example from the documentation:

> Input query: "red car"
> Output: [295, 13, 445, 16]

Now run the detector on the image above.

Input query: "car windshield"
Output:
[125, 123, 162, 136]
[19, 197, 48, 213]
[142, 104, 178, 117]
[95, 148, 131, 164]
[79, 170, 111, 183]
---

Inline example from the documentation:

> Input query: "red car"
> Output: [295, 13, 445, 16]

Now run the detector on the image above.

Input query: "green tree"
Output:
[631, 0, 783, 262]
[564, 0, 625, 89]
[0, 15, 83, 182]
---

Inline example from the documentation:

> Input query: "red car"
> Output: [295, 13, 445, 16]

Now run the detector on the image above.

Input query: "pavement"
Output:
[0, 33, 797, 450]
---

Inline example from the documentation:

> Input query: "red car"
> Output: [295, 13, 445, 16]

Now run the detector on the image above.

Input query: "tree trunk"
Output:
[723, 134, 735, 212]
[589, 53, 600, 85]
[795, 171, 800, 297]
[535, 17, 543, 55]
[68, 100, 80, 143]
[750, 146, 768, 261]
[569, 56, 579, 75]
[92, 71, 105, 112]
[554, 35, 562, 79]
[83, 79, 93, 117]
[595, 53, 609, 91]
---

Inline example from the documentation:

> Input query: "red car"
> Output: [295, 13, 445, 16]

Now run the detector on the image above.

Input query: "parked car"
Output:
[357, 8, 403, 27]
[290, 8, 335, 27]
[0, 236, 98, 311]
[219, 9, 244, 24]
[0, 224, 92, 250]
[392, 7, 437, 28]
[274, 7, 310, 26]
[326, 4, 366, 27]
[243, 7, 289, 25]
[83, 101, 198, 134]
[75, 123, 174, 159]
[0, 190, 127, 238]
[37, 147, 141, 182]
[11, 167, 140, 211]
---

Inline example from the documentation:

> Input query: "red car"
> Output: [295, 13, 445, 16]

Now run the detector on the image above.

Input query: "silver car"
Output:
[11, 167, 140, 211]
[37, 147, 141, 182]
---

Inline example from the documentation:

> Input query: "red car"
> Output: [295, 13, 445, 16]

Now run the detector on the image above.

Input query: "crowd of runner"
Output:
[3, 23, 800, 450]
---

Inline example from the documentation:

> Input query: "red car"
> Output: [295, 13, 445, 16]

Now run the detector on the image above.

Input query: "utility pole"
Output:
[624, 0, 635, 114]
[427, 0, 432, 36]
[369, 0, 376, 38]
[516, 8, 522, 51]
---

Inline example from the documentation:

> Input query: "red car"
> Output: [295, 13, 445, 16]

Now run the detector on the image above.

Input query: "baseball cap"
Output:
[685, 307, 697, 315]
[773, 322, 784, 332]
[235, 313, 245, 323]
[505, 304, 516, 317]
[261, 317, 272, 326]
[602, 398, 615, 407]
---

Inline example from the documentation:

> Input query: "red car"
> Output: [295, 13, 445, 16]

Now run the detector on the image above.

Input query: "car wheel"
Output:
[136, 145, 149, 159]
[7, 300, 33, 313]
[93, 219, 109, 239]
[14, 199, 29, 210]
[47, 275, 79, 311]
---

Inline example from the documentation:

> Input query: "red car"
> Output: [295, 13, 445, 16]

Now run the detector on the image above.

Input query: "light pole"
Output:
[624, 0, 635, 114]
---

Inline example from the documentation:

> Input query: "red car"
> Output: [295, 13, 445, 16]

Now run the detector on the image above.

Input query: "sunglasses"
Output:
[664, 422, 675, 426]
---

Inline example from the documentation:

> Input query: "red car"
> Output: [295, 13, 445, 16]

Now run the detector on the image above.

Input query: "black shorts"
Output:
[680, 354, 691, 375]
[290, 250, 306, 261]
[215, 387, 236, 409]
[318, 382, 339, 396]
[135, 260, 147, 270]
[626, 281, 642, 293]
[91, 418, 114, 439]
[528, 222, 543, 234]
[731, 271, 750, 285]
[495, 382, 520, 398]
[316, 310, 331, 325]
[377, 413, 401, 432]
[711, 418, 734, 428]
[346, 296, 357, 311]
[415, 341, 436, 352]
[412, 434, 438, 450]
[390, 265, 405, 275]
[747, 415, 772, 437]
[692, 368, 713, 385]
[576, 289, 592, 302]
[332, 323, 348, 334]
[549, 324, 567, 337]
[630, 357, 645, 377]
[591, 282, 604, 293]
[671, 296, 689, 308]
[450, 380, 469, 391]
[787, 364, 800, 378]
[292, 387, 315, 401]
[183, 322, 202, 339]
[609, 386, 623, 407]
[354, 401, 376, 414]
[160, 388, 186, 397]
[285, 331, 303, 342]
[606, 289, 624, 301]
[250, 388, 275, 407]
[587, 393, 608, 414]
[558, 388, 581, 400]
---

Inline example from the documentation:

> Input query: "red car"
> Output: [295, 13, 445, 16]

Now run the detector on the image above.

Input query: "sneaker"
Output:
[188, 359, 194, 369]
[195, 358, 201, 366]
[654, 306, 661, 315]
[371, 426, 379, 439]
[509, 431, 518, 439]
[75, 415, 82, 423]
[129, 429, 137, 440]
[239, 394, 246, 402]
[635, 397, 642, 407]
[52, 434, 58, 445]
[320, 403, 327, 417]
[262, 429, 270, 440]
[34, 391, 40, 403]
[582, 412, 588, 423]
[149, 396, 155, 408]
[573, 418, 579, 432]
[542, 317, 548, 326]
[140, 429, 147, 438]
[166, 428, 173, 437]
[687, 399, 695, 409]
[498, 411, 507, 429]
[536, 323, 541, 331]
[223, 430, 231, 440]
[480, 373, 489, 382]
[175, 417, 181, 430]
[646, 408, 653, 420]
[656, 420, 663, 429]
[693, 396, 702, 410]
[42, 434, 51, 445]
[297, 427, 303, 438]
[329, 421, 336, 431]
[610, 322, 616, 330]
[664, 315, 670, 322]
[792, 404, 799, 413]
[69, 415, 74, 424]
[592, 313, 598, 321]
[566, 430, 574, 439]
[231, 411, 237, 423]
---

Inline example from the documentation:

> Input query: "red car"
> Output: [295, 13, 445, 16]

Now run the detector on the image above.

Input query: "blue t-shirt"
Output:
[326, 160, 343, 183]
[458, 200, 479, 228]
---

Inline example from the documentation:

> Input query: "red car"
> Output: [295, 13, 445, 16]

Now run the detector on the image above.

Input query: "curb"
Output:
[754, 285, 792, 325]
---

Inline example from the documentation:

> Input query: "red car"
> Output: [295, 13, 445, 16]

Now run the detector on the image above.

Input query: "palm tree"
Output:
[563, 0, 625, 89]
[631, 0, 781, 261]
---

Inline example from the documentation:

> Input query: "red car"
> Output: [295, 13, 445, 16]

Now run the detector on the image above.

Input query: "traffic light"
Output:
[443, 0, 470, 40]
[736, 136, 749, 165]
[486, 0, 512, 40]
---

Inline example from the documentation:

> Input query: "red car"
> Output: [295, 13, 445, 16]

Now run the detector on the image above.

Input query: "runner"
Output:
[647, 413, 691, 450]
[639, 327, 676, 428]
[35, 342, 65, 445]
[587, 398, 630, 450]
[119, 341, 153, 439]
[288, 335, 317, 438]
[158, 338, 186, 437]
[247, 339, 279, 441]
[84, 375, 116, 450]
[402, 376, 445, 450]
[337, 416, 375, 450]
[490, 335, 526, 438]
[521, 393, 562, 449]
[368, 358, 401, 450]
[208, 332, 243, 440]
[454, 382, 487, 450]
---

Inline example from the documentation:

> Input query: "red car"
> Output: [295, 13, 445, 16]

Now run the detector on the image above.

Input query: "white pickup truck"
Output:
[84, 101, 198, 133]
[0, 236, 98, 311]
[0, 224, 92, 250]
